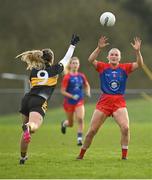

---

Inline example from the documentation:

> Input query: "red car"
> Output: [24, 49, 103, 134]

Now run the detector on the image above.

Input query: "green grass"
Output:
[0, 99, 152, 179]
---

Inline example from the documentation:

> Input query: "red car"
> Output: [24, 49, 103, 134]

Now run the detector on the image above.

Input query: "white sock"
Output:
[20, 156, 28, 160]
[122, 145, 128, 149]
[63, 121, 67, 127]
[77, 137, 82, 141]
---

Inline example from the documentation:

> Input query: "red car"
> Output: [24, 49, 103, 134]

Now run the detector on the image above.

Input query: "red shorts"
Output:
[96, 94, 126, 116]
[63, 99, 84, 113]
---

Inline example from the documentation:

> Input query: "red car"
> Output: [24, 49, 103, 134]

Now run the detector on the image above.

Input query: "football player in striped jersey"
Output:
[16, 34, 80, 164]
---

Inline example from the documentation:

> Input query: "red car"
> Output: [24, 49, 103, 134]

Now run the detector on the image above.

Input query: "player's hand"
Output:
[71, 34, 80, 46]
[72, 94, 79, 100]
[98, 36, 109, 49]
[131, 37, 141, 51]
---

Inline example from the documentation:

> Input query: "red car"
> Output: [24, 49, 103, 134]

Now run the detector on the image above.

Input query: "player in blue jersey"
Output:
[77, 35, 143, 159]
[16, 34, 80, 164]
[61, 57, 90, 145]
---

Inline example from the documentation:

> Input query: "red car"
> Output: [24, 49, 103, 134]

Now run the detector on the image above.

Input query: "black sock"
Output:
[77, 132, 82, 139]
[21, 152, 26, 158]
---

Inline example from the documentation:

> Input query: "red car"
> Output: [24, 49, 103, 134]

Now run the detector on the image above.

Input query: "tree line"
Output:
[0, 0, 151, 89]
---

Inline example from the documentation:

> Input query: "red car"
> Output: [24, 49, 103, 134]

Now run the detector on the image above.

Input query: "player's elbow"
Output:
[138, 60, 144, 68]
[140, 60, 144, 67]
[88, 56, 93, 63]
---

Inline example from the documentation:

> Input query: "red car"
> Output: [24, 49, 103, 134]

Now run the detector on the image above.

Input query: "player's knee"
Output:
[29, 122, 39, 131]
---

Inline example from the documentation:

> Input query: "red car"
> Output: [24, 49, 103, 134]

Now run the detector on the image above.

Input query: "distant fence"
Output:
[0, 88, 152, 115]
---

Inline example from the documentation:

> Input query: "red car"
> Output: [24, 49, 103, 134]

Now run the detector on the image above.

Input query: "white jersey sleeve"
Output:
[59, 45, 75, 68]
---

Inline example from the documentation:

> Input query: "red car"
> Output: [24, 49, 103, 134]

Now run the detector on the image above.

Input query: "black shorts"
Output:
[19, 93, 48, 117]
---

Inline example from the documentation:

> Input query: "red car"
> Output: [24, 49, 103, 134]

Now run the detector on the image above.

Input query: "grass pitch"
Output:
[0, 99, 152, 179]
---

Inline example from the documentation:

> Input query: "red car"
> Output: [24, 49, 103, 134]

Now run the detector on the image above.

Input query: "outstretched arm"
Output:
[88, 36, 109, 68]
[131, 37, 144, 71]
[59, 34, 80, 67]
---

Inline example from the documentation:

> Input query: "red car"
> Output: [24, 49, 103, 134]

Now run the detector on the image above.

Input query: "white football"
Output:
[100, 12, 116, 26]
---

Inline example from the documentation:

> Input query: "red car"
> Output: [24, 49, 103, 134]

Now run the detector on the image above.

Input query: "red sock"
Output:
[77, 148, 86, 159]
[122, 148, 128, 159]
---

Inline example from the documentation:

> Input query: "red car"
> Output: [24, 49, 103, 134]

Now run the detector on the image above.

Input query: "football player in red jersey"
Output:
[77, 36, 143, 160]
[16, 34, 80, 164]
[61, 57, 90, 146]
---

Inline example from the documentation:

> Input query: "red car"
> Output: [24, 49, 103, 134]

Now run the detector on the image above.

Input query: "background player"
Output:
[61, 56, 90, 145]
[77, 35, 143, 159]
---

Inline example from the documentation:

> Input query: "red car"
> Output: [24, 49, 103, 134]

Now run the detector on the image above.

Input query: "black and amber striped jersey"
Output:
[28, 63, 64, 100]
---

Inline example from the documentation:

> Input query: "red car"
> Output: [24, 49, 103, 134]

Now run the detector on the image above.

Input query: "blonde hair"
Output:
[108, 48, 121, 57]
[16, 49, 54, 70]
[64, 56, 80, 74]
